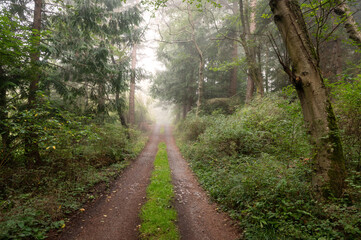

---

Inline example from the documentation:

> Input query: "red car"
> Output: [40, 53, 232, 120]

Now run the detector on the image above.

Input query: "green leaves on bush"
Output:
[177, 93, 361, 239]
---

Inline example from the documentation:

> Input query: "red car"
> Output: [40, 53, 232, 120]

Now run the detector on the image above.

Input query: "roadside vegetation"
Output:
[176, 80, 361, 239]
[0, 120, 147, 239]
[139, 142, 179, 240]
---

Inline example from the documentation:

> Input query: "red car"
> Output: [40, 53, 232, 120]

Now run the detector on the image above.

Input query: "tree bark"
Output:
[239, 0, 264, 103]
[333, 0, 361, 49]
[196, 56, 204, 116]
[97, 82, 106, 122]
[270, 0, 346, 199]
[115, 90, 128, 127]
[25, 0, 42, 166]
[0, 84, 12, 163]
[229, 39, 238, 97]
[229, 1, 239, 97]
[245, 75, 254, 104]
[129, 44, 137, 125]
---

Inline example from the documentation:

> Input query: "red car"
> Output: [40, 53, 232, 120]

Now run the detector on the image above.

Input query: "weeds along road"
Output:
[54, 124, 240, 240]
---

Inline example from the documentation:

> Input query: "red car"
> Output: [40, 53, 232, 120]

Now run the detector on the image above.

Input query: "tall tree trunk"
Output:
[229, 1, 239, 97]
[333, 0, 361, 49]
[245, 75, 254, 104]
[25, 0, 42, 166]
[196, 56, 204, 116]
[265, 49, 269, 92]
[129, 44, 137, 125]
[333, 38, 342, 80]
[97, 82, 106, 122]
[182, 104, 187, 120]
[229, 39, 238, 97]
[240, 0, 264, 103]
[0, 84, 12, 164]
[270, 0, 346, 199]
[187, 5, 204, 116]
[115, 90, 128, 127]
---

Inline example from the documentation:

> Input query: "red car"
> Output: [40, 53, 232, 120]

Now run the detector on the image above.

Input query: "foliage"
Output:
[328, 77, 361, 203]
[139, 142, 179, 240]
[0, 122, 147, 239]
[176, 93, 361, 239]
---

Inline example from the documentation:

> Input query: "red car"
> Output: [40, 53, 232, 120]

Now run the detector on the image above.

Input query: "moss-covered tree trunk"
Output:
[269, 0, 346, 199]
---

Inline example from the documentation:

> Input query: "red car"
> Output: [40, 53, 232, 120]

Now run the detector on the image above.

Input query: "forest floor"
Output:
[50, 125, 240, 240]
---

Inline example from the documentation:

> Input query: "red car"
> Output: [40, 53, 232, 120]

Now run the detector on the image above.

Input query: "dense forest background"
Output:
[1, 0, 361, 239]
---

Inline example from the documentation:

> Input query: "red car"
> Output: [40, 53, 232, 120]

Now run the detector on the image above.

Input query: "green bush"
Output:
[328, 77, 361, 206]
[0, 121, 147, 239]
[177, 93, 361, 239]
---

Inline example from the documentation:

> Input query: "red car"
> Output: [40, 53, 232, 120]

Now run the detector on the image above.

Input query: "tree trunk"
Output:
[196, 57, 204, 116]
[129, 44, 137, 125]
[265, 49, 269, 92]
[229, 1, 239, 97]
[115, 90, 128, 127]
[333, 38, 342, 80]
[182, 104, 187, 120]
[229, 39, 238, 97]
[0, 85, 12, 164]
[239, 0, 264, 103]
[245, 75, 254, 104]
[333, 0, 361, 49]
[187, 5, 204, 116]
[270, 0, 346, 199]
[97, 82, 106, 122]
[25, 0, 42, 166]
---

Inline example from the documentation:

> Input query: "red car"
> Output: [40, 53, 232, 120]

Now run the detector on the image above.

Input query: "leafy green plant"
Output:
[0, 122, 147, 239]
[176, 93, 361, 239]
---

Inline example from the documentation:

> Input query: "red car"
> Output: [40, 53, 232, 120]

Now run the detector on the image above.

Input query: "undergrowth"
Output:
[0, 123, 147, 239]
[176, 87, 361, 239]
[139, 142, 179, 240]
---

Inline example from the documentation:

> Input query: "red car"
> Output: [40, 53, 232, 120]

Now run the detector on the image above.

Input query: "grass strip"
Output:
[139, 142, 180, 240]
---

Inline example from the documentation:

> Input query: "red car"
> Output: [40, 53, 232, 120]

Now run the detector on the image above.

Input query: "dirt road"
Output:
[165, 126, 240, 240]
[54, 125, 240, 240]
[55, 125, 160, 240]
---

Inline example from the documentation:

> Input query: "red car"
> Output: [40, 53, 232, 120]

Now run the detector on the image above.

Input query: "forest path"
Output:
[54, 125, 161, 240]
[165, 125, 240, 240]
[53, 125, 241, 240]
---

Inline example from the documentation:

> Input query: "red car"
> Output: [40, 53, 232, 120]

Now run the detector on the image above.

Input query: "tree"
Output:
[239, 0, 264, 102]
[269, 0, 346, 199]
[25, 0, 43, 165]
[129, 44, 137, 125]
[333, 0, 361, 49]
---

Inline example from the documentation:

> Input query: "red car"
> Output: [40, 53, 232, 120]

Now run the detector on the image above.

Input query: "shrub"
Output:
[177, 93, 361, 239]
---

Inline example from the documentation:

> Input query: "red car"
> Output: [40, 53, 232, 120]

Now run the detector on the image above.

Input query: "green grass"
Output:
[139, 142, 179, 240]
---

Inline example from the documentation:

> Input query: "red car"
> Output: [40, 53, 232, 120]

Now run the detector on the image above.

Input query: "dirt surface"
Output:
[165, 125, 241, 240]
[52, 124, 241, 240]
[53, 125, 160, 240]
